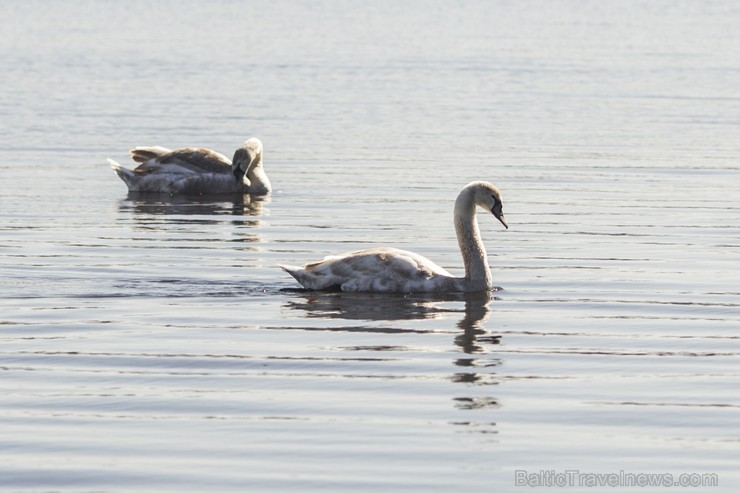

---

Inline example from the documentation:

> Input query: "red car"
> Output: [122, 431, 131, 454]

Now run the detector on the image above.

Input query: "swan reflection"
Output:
[119, 193, 268, 220]
[283, 289, 502, 433]
[283, 289, 499, 353]
[117, 192, 268, 237]
[284, 290, 459, 321]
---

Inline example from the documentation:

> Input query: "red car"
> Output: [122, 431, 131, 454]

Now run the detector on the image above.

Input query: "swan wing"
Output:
[130, 146, 172, 163]
[282, 247, 455, 293]
[133, 147, 232, 174]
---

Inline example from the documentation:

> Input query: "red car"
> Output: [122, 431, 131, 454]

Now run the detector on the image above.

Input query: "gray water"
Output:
[1, 0, 739, 491]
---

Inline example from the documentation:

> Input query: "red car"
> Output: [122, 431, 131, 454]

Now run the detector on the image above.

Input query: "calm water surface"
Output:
[1, 1, 739, 491]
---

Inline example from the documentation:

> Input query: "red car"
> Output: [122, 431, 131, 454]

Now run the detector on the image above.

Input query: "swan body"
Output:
[281, 181, 508, 293]
[108, 137, 271, 195]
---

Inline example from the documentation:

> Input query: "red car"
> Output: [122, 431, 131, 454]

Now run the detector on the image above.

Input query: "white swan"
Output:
[281, 181, 508, 293]
[108, 137, 271, 195]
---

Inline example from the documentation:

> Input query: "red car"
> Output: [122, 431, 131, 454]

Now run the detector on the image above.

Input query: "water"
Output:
[1, 0, 739, 491]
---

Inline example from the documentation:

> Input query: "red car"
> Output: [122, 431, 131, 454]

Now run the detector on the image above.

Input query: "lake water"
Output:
[1, 0, 739, 491]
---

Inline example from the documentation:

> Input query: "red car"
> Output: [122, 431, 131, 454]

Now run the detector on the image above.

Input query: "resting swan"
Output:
[108, 137, 270, 195]
[281, 181, 508, 293]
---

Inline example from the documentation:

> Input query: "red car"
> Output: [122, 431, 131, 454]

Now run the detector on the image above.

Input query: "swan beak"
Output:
[492, 205, 508, 229]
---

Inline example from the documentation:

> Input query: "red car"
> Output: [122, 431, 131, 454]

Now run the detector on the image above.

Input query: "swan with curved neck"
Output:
[108, 137, 271, 195]
[281, 181, 508, 293]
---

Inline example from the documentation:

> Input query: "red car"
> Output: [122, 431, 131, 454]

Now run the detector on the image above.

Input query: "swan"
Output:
[281, 181, 508, 293]
[108, 137, 271, 195]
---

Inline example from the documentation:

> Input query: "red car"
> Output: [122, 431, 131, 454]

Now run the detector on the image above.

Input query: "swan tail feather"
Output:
[280, 264, 304, 282]
[280, 264, 334, 291]
[108, 159, 136, 188]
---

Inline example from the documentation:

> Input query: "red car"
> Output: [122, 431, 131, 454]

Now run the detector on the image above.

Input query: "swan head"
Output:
[469, 181, 508, 229]
[232, 138, 263, 182]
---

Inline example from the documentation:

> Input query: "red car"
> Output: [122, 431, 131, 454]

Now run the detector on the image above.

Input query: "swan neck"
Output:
[246, 158, 271, 194]
[454, 192, 492, 291]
